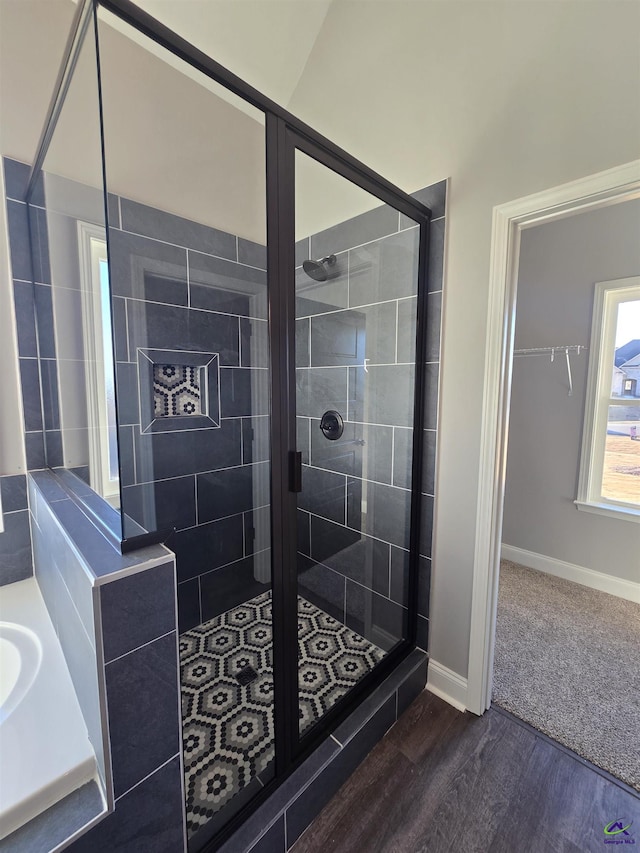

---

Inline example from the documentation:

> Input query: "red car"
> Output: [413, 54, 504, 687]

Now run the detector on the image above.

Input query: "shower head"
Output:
[302, 254, 336, 282]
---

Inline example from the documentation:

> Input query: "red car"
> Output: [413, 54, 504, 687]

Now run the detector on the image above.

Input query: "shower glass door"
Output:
[293, 149, 423, 737]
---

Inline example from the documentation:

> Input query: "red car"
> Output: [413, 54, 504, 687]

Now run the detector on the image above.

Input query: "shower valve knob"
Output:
[319, 410, 344, 441]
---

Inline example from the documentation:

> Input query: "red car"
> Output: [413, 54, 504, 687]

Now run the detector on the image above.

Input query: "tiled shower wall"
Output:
[296, 182, 446, 652]
[0, 157, 57, 587]
[106, 195, 271, 633]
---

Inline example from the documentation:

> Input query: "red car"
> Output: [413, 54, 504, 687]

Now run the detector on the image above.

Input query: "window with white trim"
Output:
[576, 277, 640, 521]
[78, 222, 119, 505]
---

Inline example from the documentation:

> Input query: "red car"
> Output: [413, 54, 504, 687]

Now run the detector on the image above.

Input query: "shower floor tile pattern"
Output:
[179, 591, 384, 836]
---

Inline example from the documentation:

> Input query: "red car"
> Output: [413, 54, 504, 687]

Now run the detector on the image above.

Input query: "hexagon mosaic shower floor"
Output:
[179, 591, 385, 836]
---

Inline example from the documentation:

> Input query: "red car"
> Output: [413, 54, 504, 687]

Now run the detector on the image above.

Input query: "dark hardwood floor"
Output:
[291, 691, 640, 853]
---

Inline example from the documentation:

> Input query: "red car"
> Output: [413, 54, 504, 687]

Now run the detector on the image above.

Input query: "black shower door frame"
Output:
[60, 0, 433, 847]
[266, 119, 432, 774]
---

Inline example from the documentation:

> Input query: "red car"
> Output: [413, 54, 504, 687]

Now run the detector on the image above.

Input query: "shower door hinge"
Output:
[289, 451, 302, 493]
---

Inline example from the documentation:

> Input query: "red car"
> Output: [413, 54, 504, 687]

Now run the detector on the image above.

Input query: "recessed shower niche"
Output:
[20, 0, 435, 849]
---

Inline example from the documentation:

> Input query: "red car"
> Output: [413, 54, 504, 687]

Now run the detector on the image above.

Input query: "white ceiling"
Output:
[133, 0, 334, 108]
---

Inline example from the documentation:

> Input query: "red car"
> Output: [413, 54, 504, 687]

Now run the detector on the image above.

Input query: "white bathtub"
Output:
[0, 578, 97, 841]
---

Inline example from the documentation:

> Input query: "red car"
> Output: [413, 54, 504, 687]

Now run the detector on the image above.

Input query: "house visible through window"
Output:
[576, 277, 640, 520]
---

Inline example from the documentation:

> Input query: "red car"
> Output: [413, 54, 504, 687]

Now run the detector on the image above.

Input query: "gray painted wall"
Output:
[503, 199, 640, 583]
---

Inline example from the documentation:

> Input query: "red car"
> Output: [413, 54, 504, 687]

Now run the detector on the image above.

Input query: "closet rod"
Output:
[513, 345, 588, 396]
[513, 345, 587, 356]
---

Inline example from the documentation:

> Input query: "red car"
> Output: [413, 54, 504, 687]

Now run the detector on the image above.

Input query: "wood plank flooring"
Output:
[291, 692, 640, 853]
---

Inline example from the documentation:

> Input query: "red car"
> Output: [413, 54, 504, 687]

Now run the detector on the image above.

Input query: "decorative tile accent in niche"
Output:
[153, 364, 202, 417]
[137, 349, 220, 433]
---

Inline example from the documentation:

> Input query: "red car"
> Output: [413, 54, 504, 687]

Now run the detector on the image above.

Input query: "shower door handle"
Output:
[289, 451, 302, 493]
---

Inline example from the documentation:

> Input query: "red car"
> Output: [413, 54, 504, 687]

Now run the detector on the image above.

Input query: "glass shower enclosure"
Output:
[25, 0, 431, 848]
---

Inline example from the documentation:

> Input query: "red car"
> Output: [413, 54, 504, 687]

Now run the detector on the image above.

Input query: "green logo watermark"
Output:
[604, 820, 635, 845]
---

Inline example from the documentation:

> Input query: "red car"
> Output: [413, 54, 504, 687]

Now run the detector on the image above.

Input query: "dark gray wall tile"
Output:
[242, 416, 270, 464]
[345, 581, 407, 650]
[0, 510, 32, 585]
[25, 431, 45, 470]
[297, 509, 311, 556]
[237, 238, 267, 270]
[122, 477, 196, 533]
[106, 632, 180, 798]
[348, 364, 415, 428]
[127, 300, 240, 366]
[396, 296, 417, 364]
[392, 427, 413, 490]
[115, 362, 140, 425]
[19, 357, 43, 431]
[347, 477, 411, 549]
[418, 555, 431, 619]
[121, 197, 236, 260]
[423, 429, 436, 496]
[310, 302, 396, 367]
[428, 216, 445, 293]
[100, 561, 176, 662]
[177, 578, 200, 633]
[299, 465, 346, 524]
[419, 494, 434, 558]
[311, 419, 393, 484]
[13, 281, 38, 357]
[349, 229, 419, 307]
[296, 318, 310, 368]
[309, 516, 389, 595]
[311, 203, 398, 259]
[200, 555, 270, 622]
[295, 237, 310, 269]
[426, 290, 442, 362]
[6, 200, 33, 281]
[189, 251, 267, 319]
[169, 513, 244, 583]
[220, 368, 269, 417]
[297, 416, 310, 465]
[107, 192, 120, 229]
[297, 555, 345, 623]
[244, 505, 271, 556]
[112, 297, 129, 361]
[29, 206, 51, 283]
[3, 157, 30, 201]
[45, 430, 63, 467]
[197, 462, 268, 524]
[134, 419, 241, 481]
[41, 359, 60, 430]
[0, 474, 27, 512]
[423, 362, 439, 431]
[240, 316, 269, 368]
[68, 756, 185, 853]
[118, 426, 135, 487]
[417, 614, 429, 651]
[109, 228, 188, 304]
[390, 546, 409, 605]
[296, 367, 348, 419]
[34, 283, 55, 358]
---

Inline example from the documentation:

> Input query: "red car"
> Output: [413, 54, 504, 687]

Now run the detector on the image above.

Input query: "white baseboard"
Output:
[426, 660, 468, 712]
[501, 544, 640, 604]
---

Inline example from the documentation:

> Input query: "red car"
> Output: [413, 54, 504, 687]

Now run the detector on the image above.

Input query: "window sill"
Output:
[574, 499, 640, 524]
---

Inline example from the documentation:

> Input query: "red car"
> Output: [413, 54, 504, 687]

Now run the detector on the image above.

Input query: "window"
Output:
[78, 222, 119, 504]
[576, 277, 640, 521]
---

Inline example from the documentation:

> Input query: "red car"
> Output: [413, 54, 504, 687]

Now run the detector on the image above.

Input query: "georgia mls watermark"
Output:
[604, 820, 636, 845]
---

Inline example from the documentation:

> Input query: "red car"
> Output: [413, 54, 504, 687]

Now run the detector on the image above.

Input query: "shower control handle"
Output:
[319, 410, 344, 441]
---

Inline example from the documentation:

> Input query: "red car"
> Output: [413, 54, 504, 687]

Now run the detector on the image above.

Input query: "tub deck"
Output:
[0, 578, 97, 841]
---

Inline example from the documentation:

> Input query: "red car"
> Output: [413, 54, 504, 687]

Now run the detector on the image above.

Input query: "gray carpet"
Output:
[493, 559, 640, 791]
